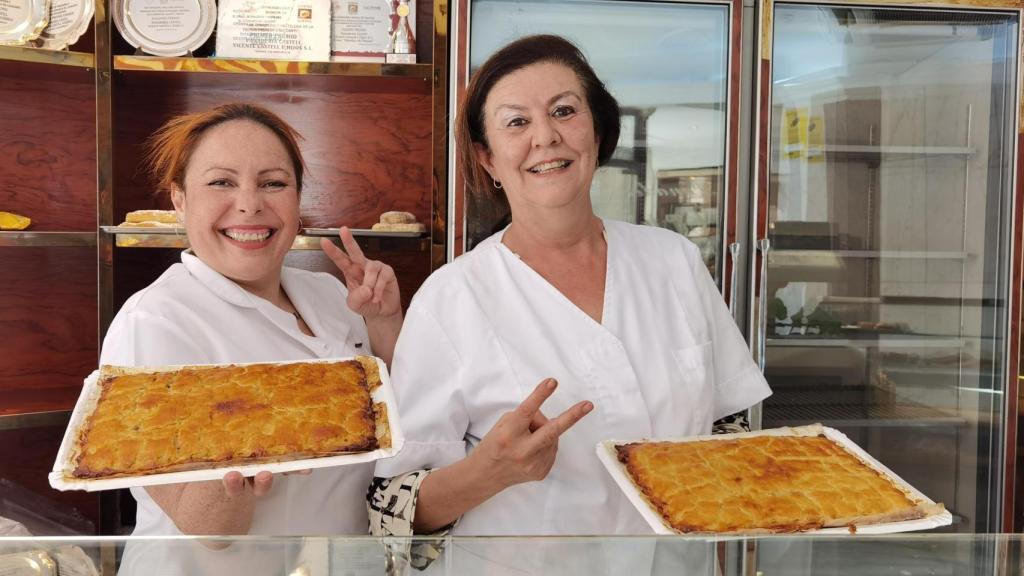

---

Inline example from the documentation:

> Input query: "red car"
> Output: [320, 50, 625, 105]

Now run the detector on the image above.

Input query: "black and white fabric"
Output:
[367, 470, 450, 570]
[711, 410, 750, 435]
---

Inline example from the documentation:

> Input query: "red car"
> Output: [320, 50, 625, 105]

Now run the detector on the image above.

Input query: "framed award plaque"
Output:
[0, 0, 50, 45]
[216, 0, 331, 61]
[114, 0, 216, 56]
[35, 0, 95, 50]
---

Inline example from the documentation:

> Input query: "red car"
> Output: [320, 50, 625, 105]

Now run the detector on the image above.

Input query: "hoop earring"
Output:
[493, 180, 503, 190]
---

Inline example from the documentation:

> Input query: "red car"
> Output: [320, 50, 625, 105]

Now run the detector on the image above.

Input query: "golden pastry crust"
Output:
[70, 358, 383, 479]
[371, 222, 427, 233]
[118, 220, 176, 228]
[379, 210, 417, 224]
[124, 210, 179, 224]
[616, 433, 944, 534]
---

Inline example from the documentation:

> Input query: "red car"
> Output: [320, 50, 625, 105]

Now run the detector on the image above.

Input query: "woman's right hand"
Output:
[468, 378, 593, 492]
[410, 378, 592, 533]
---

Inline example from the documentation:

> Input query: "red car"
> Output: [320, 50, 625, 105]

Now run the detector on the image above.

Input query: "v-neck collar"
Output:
[494, 219, 614, 332]
[180, 251, 345, 357]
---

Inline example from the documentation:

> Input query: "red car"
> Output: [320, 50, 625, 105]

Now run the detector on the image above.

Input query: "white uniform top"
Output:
[100, 251, 373, 576]
[377, 220, 770, 570]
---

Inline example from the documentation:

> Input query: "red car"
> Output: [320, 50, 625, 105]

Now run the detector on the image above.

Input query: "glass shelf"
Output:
[100, 226, 429, 251]
[0, 409, 70, 431]
[112, 56, 431, 80]
[764, 401, 965, 428]
[766, 335, 964, 348]
[0, 46, 94, 68]
[0, 231, 97, 247]
[818, 144, 976, 157]
[767, 249, 971, 272]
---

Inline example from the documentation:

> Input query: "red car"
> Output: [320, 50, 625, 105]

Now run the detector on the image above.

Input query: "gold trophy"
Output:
[385, 0, 416, 63]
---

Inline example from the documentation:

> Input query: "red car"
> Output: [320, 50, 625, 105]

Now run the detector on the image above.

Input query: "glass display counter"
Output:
[0, 534, 1018, 575]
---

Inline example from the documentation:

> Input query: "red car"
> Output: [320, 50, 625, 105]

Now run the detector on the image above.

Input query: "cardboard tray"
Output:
[49, 356, 404, 492]
[597, 424, 952, 535]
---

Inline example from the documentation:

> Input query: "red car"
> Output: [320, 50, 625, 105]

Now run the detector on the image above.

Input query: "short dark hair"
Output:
[455, 34, 621, 207]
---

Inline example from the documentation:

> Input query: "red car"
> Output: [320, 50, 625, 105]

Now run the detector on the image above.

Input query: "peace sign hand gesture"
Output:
[321, 226, 402, 322]
[471, 378, 593, 491]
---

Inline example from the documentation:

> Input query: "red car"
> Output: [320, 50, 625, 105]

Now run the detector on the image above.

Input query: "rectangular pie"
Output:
[69, 357, 388, 480]
[615, 427, 945, 534]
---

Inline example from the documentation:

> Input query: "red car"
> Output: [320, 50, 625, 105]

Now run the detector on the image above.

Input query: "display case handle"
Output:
[728, 242, 741, 319]
[756, 238, 771, 374]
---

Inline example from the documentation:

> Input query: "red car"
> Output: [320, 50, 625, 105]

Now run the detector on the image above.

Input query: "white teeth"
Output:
[530, 160, 570, 174]
[224, 230, 271, 242]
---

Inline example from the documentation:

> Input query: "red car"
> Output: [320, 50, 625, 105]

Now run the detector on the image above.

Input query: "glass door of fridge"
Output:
[754, 2, 1019, 534]
[454, 0, 740, 292]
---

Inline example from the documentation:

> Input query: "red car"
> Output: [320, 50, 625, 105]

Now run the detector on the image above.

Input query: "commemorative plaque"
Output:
[0, 0, 50, 45]
[329, 0, 388, 62]
[216, 0, 331, 61]
[115, 0, 216, 56]
[35, 0, 94, 50]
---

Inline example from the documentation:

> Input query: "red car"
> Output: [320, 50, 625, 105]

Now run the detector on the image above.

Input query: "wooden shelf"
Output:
[0, 46, 94, 68]
[102, 226, 429, 251]
[0, 231, 97, 247]
[113, 56, 431, 80]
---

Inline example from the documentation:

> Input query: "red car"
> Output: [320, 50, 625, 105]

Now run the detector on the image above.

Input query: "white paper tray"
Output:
[49, 356, 404, 492]
[597, 424, 952, 535]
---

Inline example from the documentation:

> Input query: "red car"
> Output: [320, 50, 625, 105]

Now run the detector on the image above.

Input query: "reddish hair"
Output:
[145, 103, 307, 197]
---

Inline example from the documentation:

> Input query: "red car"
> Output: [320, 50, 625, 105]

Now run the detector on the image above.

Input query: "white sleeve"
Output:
[374, 302, 470, 478]
[687, 243, 772, 420]
[99, 309, 211, 367]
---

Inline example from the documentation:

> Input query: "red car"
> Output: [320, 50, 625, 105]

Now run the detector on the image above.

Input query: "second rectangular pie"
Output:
[599, 424, 950, 535]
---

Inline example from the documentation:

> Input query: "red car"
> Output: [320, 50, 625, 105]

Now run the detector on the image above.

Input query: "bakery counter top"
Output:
[0, 534, 1015, 575]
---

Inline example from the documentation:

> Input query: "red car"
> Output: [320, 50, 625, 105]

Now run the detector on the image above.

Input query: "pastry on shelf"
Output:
[0, 211, 31, 230]
[119, 210, 179, 227]
[371, 210, 427, 233]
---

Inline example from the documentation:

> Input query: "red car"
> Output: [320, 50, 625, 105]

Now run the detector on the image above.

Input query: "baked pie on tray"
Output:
[604, 424, 948, 534]
[50, 356, 399, 491]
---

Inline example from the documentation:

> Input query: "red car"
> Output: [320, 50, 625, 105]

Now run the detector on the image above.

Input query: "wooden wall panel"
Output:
[110, 73, 433, 231]
[0, 247, 97, 415]
[0, 425, 99, 534]
[0, 62, 96, 231]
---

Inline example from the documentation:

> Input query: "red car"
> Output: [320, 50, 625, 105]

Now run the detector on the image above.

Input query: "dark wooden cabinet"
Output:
[0, 0, 447, 535]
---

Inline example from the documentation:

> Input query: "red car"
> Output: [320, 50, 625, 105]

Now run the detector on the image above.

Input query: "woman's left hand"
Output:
[321, 227, 402, 321]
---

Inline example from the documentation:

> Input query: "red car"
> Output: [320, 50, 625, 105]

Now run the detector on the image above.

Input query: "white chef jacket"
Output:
[100, 251, 374, 576]
[376, 219, 770, 573]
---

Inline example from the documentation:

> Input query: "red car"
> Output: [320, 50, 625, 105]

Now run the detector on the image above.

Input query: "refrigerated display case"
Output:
[450, 0, 1024, 537]
[0, 534, 1016, 575]
[750, 1, 1022, 535]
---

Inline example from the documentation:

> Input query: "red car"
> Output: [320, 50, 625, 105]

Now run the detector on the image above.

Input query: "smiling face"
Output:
[474, 61, 600, 216]
[171, 119, 300, 292]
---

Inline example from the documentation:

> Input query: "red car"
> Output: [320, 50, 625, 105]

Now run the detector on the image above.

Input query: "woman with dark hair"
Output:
[101, 102, 403, 574]
[369, 33, 770, 553]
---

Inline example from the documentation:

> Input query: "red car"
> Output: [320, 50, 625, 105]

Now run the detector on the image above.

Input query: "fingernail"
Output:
[583, 402, 594, 413]
[547, 379, 557, 389]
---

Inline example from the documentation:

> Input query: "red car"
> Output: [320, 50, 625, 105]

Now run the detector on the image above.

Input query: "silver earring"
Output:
[493, 180, 503, 189]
